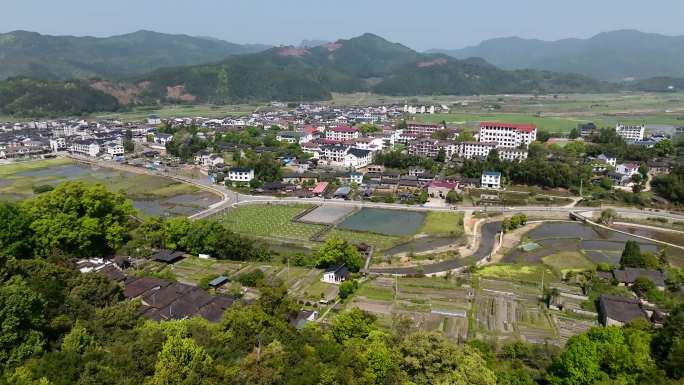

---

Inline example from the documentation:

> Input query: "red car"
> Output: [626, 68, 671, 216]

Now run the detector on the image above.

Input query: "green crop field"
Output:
[542, 252, 596, 274]
[217, 204, 324, 241]
[476, 264, 558, 284]
[419, 212, 464, 235]
[416, 113, 590, 133]
[323, 228, 402, 251]
[92, 103, 260, 121]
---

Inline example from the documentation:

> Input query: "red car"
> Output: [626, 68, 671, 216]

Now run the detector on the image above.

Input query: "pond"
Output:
[337, 208, 426, 236]
[505, 221, 667, 265]
[4, 161, 220, 217]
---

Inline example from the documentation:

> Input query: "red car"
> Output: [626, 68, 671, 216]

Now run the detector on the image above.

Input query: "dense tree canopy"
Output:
[22, 182, 133, 258]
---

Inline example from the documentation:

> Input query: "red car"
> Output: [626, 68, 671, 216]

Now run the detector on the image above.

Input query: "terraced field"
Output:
[217, 204, 325, 241]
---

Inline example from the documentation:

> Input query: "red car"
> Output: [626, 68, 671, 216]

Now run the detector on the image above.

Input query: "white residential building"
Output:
[106, 143, 124, 156]
[499, 148, 528, 161]
[404, 122, 443, 136]
[70, 140, 101, 157]
[275, 131, 303, 144]
[349, 172, 364, 185]
[615, 124, 645, 141]
[227, 168, 255, 183]
[325, 126, 360, 141]
[49, 137, 66, 152]
[478, 122, 537, 148]
[597, 154, 617, 167]
[616, 163, 640, 177]
[457, 141, 496, 159]
[344, 148, 372, 169]
[321, 265, 350, 285]
[481, 171, 502, 189]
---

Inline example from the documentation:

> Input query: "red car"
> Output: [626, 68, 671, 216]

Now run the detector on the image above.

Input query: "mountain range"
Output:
[3, 29, 682, 117]
[429, 30, 684, 82]
[127, 33, 612, 105]
[0, 30, 269, 80]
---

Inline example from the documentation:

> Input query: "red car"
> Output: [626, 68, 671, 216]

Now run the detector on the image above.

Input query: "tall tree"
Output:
[0, 276, 46, 369]
[620, 241, 644, 268]
[23, 182, 133, 258]
[148, 336, 214, 385]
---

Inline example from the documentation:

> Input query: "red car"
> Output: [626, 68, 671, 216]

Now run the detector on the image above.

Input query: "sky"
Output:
[3, 0, 684, 50]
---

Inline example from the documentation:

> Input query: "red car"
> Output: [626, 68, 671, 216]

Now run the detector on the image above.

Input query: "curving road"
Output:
[367, 221, 503, 276]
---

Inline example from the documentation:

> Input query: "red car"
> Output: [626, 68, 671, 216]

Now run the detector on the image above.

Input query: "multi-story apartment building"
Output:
[404, 122, 443, 136]
[70, 140, 101, 157]
[106, 143, 124, 156]
[478, 122, 537, 148]
[457, 141, 497, 159]
[325, 126, 360, 141]
[319, 144, 371, 169]
[49, 137, 66, 152]
[407, 138, 457, 159]
[615, 124, 645, 141]
[227, 168, 255, 183]
[499, 148, 528, 161]
[481, 171, 502, 189]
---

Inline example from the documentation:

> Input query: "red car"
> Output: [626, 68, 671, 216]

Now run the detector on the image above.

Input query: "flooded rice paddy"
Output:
[506, 221, 684, 267]
[338, 208, 426, 236]
[0, 160, 219, 217]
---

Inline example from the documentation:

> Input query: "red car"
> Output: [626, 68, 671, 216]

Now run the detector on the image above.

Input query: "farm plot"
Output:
[324, 228, 401, 251]
[167, 256, 243, 284]
[542, 251, 595, 274]
[217, 204, 325, 241]
[553, 315, 598, 344]
[418, 212, 464, 235]
[476, 264, 559, 285]
[299, 205, 356, 224]
[338, 208, 426, 236]
[472, 293, 556, 343]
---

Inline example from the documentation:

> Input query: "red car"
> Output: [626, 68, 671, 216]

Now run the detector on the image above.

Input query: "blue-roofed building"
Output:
[208, 276, 230, 289]
[481, 171, 502, 190]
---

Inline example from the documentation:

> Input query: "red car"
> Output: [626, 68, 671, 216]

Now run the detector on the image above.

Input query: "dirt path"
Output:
[490, 222, 543, 263]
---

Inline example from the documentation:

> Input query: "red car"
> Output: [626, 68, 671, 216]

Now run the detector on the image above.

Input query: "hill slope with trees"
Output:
[0, 30, 269, 80]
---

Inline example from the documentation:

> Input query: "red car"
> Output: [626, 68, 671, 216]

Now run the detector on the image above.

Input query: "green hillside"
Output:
[0, 30, 269, 80]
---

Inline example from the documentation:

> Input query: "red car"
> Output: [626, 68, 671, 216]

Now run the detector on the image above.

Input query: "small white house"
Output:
[321, 264, 350, 285]
[49, 137, 66, 152]
[154, 133, 174, 146]
[597, 154, 617, 168]
[227, 168, 255, 183]
[349, 172, 364, 185]
[481, 171, 502, 189]
[147, 115, 162, 125]
[107, 143, 124, 156]
[616, 163, 640, 177]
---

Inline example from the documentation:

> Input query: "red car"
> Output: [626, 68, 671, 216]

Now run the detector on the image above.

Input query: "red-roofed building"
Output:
[312, 181, 329, 195]
[479, 122, 537, 148]
[301, 126, 322, 143]
[427, 181, 459, 198]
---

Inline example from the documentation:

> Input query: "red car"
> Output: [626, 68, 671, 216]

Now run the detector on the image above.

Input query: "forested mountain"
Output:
[135, 33, 612, 104]
[0, 30, 269, 80]
[430, 30, 684, 82]
[0, 77, 121, 117]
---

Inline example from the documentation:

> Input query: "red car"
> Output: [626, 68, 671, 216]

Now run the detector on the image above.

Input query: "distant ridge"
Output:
[429, 30, 684, 81]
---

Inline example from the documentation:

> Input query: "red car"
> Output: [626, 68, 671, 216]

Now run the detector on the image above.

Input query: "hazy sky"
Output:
[3, 0, 684, 50]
